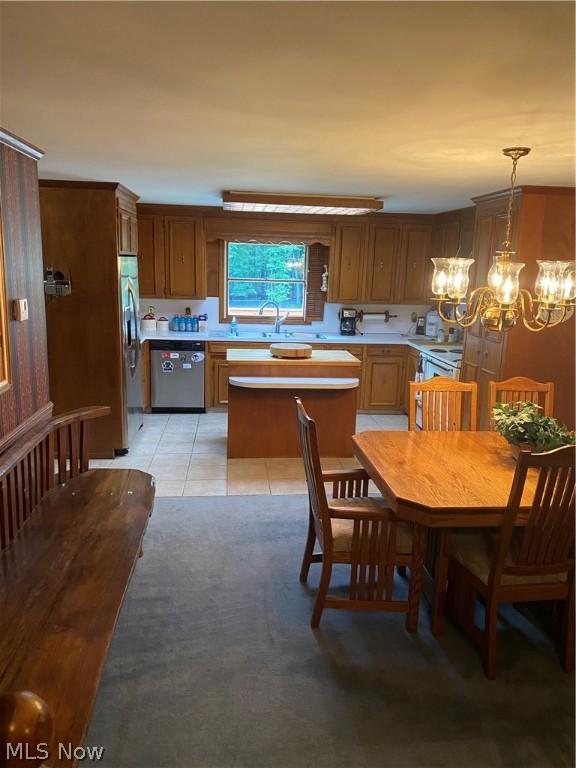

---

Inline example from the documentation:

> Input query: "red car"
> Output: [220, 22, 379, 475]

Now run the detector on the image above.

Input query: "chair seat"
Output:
[328, 497, 413, 554]
[449, 530, 568, 586]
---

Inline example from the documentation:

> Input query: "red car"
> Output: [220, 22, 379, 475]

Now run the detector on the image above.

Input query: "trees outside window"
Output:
[226, 242, 307, 317]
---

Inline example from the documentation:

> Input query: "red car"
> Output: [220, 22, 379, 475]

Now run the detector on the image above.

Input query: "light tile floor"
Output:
[90, 411, 408, 496]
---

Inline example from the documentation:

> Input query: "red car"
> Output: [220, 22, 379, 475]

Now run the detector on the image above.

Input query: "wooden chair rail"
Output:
[0, 404, 153, 767]
[409, 376, 478, 432]
[488, 376, 554, 421]
[0, 406, 111, 552]
[322, 468, 370, 499]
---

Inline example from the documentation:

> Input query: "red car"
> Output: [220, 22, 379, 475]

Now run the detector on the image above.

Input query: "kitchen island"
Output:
[226, 348, 361, 458]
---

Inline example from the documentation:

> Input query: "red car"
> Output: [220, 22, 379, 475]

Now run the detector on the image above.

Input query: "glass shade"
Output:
[561, 262, 576, 302]
[431, 258, 452, 296]
[490, 261, 524, 305]
[535, 261, 574, 305]
[447, 258, 474, 300]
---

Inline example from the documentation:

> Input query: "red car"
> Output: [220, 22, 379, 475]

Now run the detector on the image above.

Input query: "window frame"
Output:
[221, 240, 309, 323]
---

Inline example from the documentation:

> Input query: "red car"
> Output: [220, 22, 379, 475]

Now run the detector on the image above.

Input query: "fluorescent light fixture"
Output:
[222, 191, 383, 215]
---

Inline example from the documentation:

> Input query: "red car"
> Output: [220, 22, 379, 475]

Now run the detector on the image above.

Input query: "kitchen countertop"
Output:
[141, 329, 462, 360]
[226, 349, 361, 364]
[229, 376, 360, 389]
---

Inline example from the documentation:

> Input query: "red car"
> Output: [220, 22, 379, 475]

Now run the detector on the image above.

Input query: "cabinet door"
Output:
[328, 223, 365, 302]
[137, 216, 165, 297]
[364, 224, 399, 303]
[129, 214, 139, 255]
[442, 221, 461, 258]
[165, 217, 207, 298]
[118, 209, 132, 254]
[362, 356, 404, 411]
[213, 358, 229, 406]
[477, 336, 504, 429]
[395, 224, 433, 303]
[402, 349, 420, 413]
[460, 331, 482, 384]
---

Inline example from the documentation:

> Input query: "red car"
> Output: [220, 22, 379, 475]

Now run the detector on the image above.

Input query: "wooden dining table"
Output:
[352, 430, 537, 633]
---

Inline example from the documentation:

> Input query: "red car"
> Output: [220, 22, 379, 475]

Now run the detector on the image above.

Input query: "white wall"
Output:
[141, 296, 433, 336]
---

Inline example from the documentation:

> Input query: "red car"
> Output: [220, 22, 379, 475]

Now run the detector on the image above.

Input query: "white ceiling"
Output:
[1, 1, 574, 212]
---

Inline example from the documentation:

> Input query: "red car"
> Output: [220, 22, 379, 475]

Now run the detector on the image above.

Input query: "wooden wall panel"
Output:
[0, 137, 51, 451]
[502, 190, 575, 429]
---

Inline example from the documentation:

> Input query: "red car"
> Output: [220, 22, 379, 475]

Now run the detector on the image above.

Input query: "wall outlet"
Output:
[12, 298, 29, 321]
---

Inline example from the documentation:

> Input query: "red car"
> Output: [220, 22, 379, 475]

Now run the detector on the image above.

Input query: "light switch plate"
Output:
[12, 298, 29, 321]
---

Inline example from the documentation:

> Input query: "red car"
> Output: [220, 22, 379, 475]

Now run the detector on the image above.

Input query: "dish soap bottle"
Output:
[230, 316, 238, 337]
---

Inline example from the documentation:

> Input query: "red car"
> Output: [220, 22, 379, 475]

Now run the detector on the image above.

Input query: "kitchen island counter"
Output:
[226, 348, 361, 458]
[226, 348, 360, 364]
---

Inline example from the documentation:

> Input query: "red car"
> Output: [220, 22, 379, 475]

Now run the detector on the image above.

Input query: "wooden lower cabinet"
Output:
[402, 348, 420, 413]
[361, 354, 405, 412]
[212, 357, 230, 406]
[203, 342, 416, 413]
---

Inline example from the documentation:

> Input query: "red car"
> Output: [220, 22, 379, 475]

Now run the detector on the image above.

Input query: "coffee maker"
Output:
[339, 307, 359, 336]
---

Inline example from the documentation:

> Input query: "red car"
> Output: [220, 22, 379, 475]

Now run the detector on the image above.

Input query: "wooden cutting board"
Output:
[269, 342, 313, 359]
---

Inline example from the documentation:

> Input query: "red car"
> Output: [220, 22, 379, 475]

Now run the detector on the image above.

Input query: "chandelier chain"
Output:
[504, 155, 518, 248]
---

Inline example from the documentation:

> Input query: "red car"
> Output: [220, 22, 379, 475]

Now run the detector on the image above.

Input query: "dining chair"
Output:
[407, 375, 478, 634]
[488, 376, 554, 421]
[409, 376, 478, 432]
[295, 397, 422, 632]
[447, 444, 575, 679]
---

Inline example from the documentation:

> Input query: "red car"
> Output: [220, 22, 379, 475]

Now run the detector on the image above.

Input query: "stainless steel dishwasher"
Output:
[150, 340, 205, 412]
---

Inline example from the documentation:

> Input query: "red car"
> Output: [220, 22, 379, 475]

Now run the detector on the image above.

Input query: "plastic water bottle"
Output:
[177, 315, 186, 332]
[191, 315, 199, 333]
[185, 315, 193, 332]
[230, 316, 238, 336]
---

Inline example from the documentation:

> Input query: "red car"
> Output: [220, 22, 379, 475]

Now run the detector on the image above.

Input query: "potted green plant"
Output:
[492, 401, 576, 457]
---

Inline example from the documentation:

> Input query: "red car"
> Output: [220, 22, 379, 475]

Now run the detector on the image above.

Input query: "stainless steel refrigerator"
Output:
[120, 256, 144, 450]
[40, 181, 144, 458]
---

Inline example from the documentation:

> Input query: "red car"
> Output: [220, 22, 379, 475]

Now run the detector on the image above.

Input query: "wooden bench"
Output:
[0, 406, 155, 767]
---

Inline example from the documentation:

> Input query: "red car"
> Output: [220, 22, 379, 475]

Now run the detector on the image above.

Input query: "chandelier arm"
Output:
[436, 287, 487, 328]
[517, 289, 568, 332]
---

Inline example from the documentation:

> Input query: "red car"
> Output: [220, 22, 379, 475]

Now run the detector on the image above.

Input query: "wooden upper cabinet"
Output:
[165, 217, 207, 298]
[395, 224, 433, 304]
[328, 223, 365, 302]
[137, 215, 165, 298]
[439, 220, 460, 258]
[363, 224, 399, 303]
[117, 195, 138, 255]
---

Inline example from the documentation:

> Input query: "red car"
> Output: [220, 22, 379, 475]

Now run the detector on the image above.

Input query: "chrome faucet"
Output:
[258, 300, 289, 334]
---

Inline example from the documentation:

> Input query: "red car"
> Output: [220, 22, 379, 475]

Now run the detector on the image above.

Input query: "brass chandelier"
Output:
[430, 147, 575, 332]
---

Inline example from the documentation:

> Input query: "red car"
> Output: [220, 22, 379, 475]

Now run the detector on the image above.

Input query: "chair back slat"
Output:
[409, 376, 477, 431]
[488, 377, 554, 427]
[0, 406, 110, 552]
[490, 445, 575, 585]
[295, 398, 332, 549]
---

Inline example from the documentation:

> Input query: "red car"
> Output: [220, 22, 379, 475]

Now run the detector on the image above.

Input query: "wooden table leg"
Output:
[430, 529, 448, 636]
[406, 524, 425, 633]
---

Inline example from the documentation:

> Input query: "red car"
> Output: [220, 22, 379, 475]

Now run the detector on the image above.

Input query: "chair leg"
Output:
[299, 508, 317, 583]
[311, 560, 332, 629]
[431, 530, 449, 636]
[483, 599, 499, 680]
[405, 525, 424, 633]
[560, 584, 575, 673]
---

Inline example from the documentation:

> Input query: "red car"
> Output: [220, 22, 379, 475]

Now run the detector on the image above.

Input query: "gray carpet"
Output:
[86, 496, 574, 768]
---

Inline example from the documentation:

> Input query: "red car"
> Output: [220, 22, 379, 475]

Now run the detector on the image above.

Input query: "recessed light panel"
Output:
[222, 191, 382, 215]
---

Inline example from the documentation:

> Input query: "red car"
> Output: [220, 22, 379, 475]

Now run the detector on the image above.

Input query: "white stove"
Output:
[420, 344, 463, 378]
